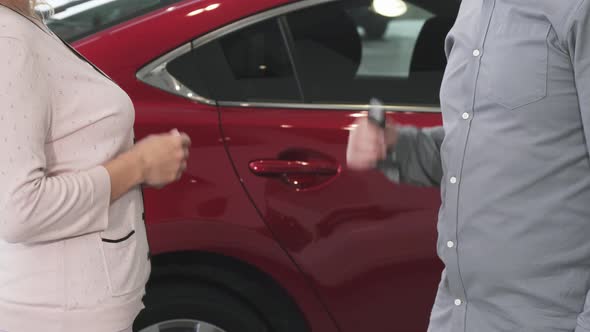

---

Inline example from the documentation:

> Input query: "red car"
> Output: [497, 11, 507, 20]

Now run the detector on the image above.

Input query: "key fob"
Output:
[368, 98, 386, 129]
[367, 98, 395, 171]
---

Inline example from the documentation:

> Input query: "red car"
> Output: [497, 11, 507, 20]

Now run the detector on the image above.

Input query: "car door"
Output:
[163, 0, 458, 330]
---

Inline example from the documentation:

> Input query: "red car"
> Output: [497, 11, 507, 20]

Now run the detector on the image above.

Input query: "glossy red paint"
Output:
[96, 61, 339, 332]
[72, 0, 444, 330]
[220, 106, 443, 331]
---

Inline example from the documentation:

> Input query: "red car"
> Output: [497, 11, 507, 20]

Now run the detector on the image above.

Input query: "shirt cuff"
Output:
[381, 148, 401, 183]
[381, 126, 415, 183]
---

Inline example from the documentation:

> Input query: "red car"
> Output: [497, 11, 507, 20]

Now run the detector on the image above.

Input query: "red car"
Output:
[46, 0, 458, 331]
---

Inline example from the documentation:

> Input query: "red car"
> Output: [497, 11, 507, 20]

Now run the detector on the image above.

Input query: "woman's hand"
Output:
[105, 129, 191, 202]
[132, 129, 191, 188]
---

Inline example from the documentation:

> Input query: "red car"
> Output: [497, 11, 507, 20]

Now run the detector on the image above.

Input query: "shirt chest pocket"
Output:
[484, 21, 551, 110]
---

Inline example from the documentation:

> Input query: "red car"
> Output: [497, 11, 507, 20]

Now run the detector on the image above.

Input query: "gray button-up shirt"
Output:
[386, 0, 590, 331]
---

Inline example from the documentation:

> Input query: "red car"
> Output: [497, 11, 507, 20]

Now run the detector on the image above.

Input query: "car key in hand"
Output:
[367, 98, 399, 176]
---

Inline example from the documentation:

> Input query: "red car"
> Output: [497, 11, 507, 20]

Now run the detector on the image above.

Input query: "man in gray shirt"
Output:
[347, 0, 590, 331]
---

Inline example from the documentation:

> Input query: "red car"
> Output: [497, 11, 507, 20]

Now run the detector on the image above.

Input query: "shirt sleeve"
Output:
[381, 125, 444, 187]
[0, 37, 111, 244]
[566, 1, 590, 331]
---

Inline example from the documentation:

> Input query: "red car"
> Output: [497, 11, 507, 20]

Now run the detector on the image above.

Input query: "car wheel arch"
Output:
[146, 250, 311, 332]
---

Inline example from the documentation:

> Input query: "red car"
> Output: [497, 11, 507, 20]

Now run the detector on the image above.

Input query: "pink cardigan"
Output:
[0, 7, 150, 332]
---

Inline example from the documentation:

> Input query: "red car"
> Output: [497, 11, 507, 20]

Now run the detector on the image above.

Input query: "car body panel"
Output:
[220, 105, 443, 332]
[66, 0, 448, 330]
[72, 2, 340, 330]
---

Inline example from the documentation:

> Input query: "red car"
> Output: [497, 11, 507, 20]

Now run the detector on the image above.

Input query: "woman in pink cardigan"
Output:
[0, 1, 191, 331]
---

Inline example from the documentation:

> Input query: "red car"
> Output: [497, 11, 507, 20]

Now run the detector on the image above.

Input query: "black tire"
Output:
[133, 280, 269, 332]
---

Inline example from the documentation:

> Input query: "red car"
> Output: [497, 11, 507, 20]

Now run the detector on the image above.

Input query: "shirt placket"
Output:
[443, 1, 497, 331]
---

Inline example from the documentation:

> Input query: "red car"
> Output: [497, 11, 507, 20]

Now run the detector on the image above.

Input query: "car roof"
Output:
[74, 0, 296, 73]
[77, 0, 290, 38]
[74, 0, 458, 85]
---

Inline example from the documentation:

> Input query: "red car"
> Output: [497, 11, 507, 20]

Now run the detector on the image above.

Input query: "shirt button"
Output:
[447, 241, 455, 248]
[455, 299, 463, 306]
[450, 177, 458, 184]
[462, 112, 470, 120]
[472, 49, 481, 57]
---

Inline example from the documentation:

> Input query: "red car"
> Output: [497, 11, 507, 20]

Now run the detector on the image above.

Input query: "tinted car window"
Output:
[167, 19, 302, 103]
[287, 0, 458, 105]
[45, 0, 182, 42]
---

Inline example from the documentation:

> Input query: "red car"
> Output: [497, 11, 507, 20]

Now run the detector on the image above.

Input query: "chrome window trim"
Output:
[218, 101, 441, 113]
[136, 0, 442, 114]
[136, 43, 216, 105]
[191, 0, 338, 49]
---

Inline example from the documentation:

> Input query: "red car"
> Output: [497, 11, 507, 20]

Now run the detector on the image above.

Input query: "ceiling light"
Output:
[372, 0, 408, 18]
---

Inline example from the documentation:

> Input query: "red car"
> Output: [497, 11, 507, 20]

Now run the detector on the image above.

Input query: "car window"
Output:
[286, 0, 458, 105]
[45, 0, 182, 42]
[354, 3, 433, 78]
[167, 18, 302, 103]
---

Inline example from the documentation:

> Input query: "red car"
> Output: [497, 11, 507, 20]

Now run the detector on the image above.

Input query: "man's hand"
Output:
[346, 117, 399, 171]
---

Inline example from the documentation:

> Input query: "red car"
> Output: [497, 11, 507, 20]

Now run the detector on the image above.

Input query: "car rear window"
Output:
[44, 0, 183, 42]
